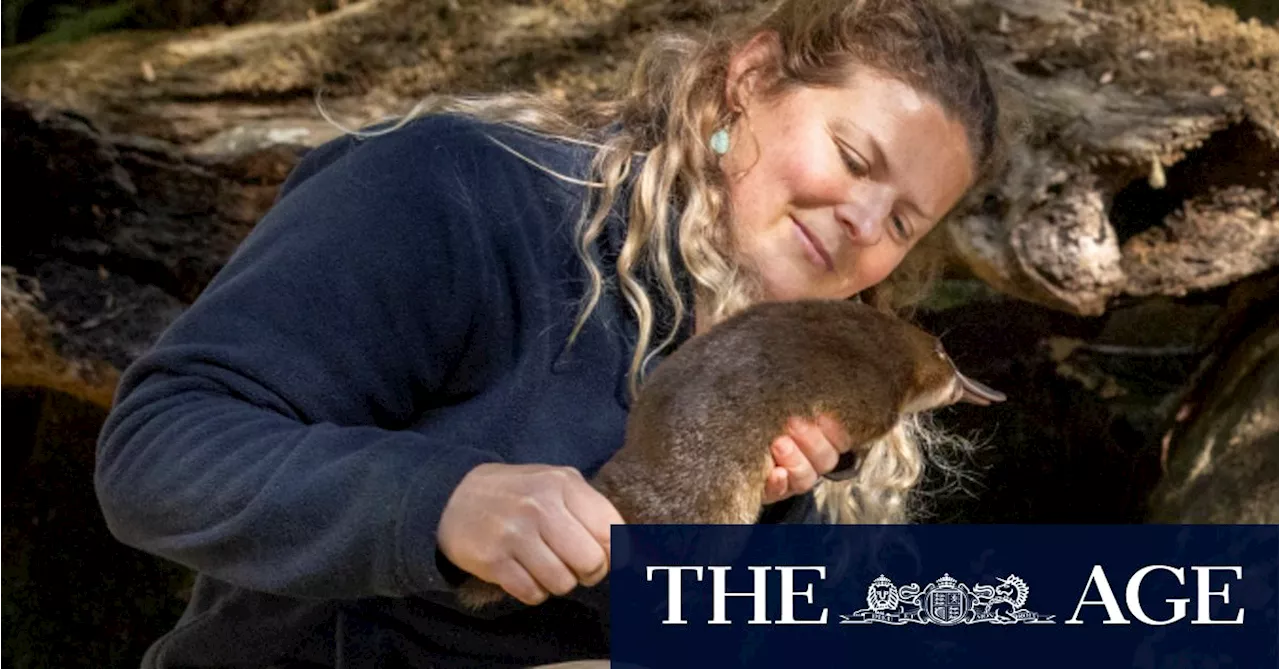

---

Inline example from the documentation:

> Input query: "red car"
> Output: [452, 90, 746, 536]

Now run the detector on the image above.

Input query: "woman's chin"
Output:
[759, 266, 831, 302]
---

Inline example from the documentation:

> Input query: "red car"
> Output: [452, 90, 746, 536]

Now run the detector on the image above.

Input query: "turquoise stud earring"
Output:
[709, 127, 731, 155]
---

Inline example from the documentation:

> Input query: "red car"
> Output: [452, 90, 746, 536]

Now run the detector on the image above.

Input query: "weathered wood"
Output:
[2, 0, 1277, 405]
[947, 0, 1277, 315]
[1, 0, 1276, 416]
[1, 93, 301, 406]
[3, 0, 1273, 320]
[1148, 308, 1279, 523]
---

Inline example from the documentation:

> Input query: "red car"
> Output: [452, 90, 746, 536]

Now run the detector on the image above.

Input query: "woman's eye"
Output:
[840, 149, 867, 176]
[892, 215, 911, 238]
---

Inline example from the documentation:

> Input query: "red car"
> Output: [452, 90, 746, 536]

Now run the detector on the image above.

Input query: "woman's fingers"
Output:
[515, 537, 581, 598]
[813, 414, 852, 454]
[492, 558, 549, 606]
[545, 492, 613, 586]
[787, 416, 842, 475]
[562, 478, 624, 546]
[439, 463, 624, 606]
[765, 415, 850, 501]
[764, 464, 789, 503]
[771, 433, 817, 497]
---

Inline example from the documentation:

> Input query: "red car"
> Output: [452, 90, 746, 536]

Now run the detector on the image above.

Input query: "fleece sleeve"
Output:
[95, 127, 508, 600]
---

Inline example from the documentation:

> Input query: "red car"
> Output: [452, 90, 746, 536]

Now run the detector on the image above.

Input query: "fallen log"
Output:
[1, 93, 301, 406]
[1, 2, 1275, 514]
[948, 0, 1277, 315]
[2, 2, 1273, 387]
[1148, 307, 1278, 524]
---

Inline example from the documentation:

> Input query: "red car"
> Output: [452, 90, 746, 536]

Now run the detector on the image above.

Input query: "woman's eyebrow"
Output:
[831, 118, 882, 164]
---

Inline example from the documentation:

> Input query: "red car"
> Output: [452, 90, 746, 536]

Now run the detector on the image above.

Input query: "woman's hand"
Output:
[762, 414, 851, 504]
[438, 463, 623, 606]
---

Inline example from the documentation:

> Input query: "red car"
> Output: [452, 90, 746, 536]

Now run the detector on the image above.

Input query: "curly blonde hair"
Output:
[325, 0, 999, 525]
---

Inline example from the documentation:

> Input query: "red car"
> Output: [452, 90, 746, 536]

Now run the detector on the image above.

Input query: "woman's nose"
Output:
[834, 184, 894, 246]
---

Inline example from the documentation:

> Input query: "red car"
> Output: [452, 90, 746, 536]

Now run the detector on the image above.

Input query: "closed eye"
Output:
[837, 143, 869, 178]
[891, 214, 911, 239]
[838, 138, 914, 241]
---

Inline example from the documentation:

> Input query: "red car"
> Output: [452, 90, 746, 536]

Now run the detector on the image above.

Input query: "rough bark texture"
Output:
[1148, 299, 1278, 523]
[2, 93, 300, 407]
[948, 0, 1277, 316]
[3, 0, 1275, 407]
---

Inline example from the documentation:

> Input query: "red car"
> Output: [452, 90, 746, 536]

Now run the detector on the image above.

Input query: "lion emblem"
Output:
[866, 575, 900, 611]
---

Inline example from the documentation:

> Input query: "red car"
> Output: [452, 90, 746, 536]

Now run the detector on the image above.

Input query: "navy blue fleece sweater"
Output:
[95, 114, 817, 668]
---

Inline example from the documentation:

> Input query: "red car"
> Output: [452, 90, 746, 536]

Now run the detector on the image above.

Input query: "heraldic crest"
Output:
[840, 573, 1056, 625]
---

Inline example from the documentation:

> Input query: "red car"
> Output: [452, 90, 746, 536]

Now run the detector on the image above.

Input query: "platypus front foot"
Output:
[456, 577, 509, 609]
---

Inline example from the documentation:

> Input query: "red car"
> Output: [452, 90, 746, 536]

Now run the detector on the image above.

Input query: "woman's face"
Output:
[721, 36, 976, 302]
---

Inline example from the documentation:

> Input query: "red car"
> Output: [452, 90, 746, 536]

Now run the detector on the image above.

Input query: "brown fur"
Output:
[457, 299, 984, 608]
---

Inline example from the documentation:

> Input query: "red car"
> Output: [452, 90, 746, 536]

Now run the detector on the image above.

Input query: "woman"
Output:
[95, 0, 999, 666]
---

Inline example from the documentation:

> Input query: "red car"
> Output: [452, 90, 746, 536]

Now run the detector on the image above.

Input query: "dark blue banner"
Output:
[608, 525, 1278, 668]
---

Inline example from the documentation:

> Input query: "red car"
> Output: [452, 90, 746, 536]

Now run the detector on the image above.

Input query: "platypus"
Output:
[457, 299, 1004, 608]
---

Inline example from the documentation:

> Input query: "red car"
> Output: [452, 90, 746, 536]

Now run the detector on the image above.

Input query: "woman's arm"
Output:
[95, 123, 510, 600]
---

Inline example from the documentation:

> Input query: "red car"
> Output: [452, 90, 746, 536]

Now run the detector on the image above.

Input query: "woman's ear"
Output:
[725, 30, 783, 111]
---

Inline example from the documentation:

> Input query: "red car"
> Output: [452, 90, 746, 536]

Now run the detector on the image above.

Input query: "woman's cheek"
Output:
[851, 251, 905, 295]
[790, 159, 848, 206]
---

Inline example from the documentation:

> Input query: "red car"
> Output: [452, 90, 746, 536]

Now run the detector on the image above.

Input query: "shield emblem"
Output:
[927, 589, 967, 625]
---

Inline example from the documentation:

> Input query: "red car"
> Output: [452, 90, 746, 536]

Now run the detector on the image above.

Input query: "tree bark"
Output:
[947, 0, 1277, 316]
[1, 93, 299, 406]
[1148, 308, 1278, 523]
[2, 0, 1276, 524]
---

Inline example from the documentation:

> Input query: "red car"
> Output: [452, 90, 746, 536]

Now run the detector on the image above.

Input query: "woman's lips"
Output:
[791, 216, 835, 273]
